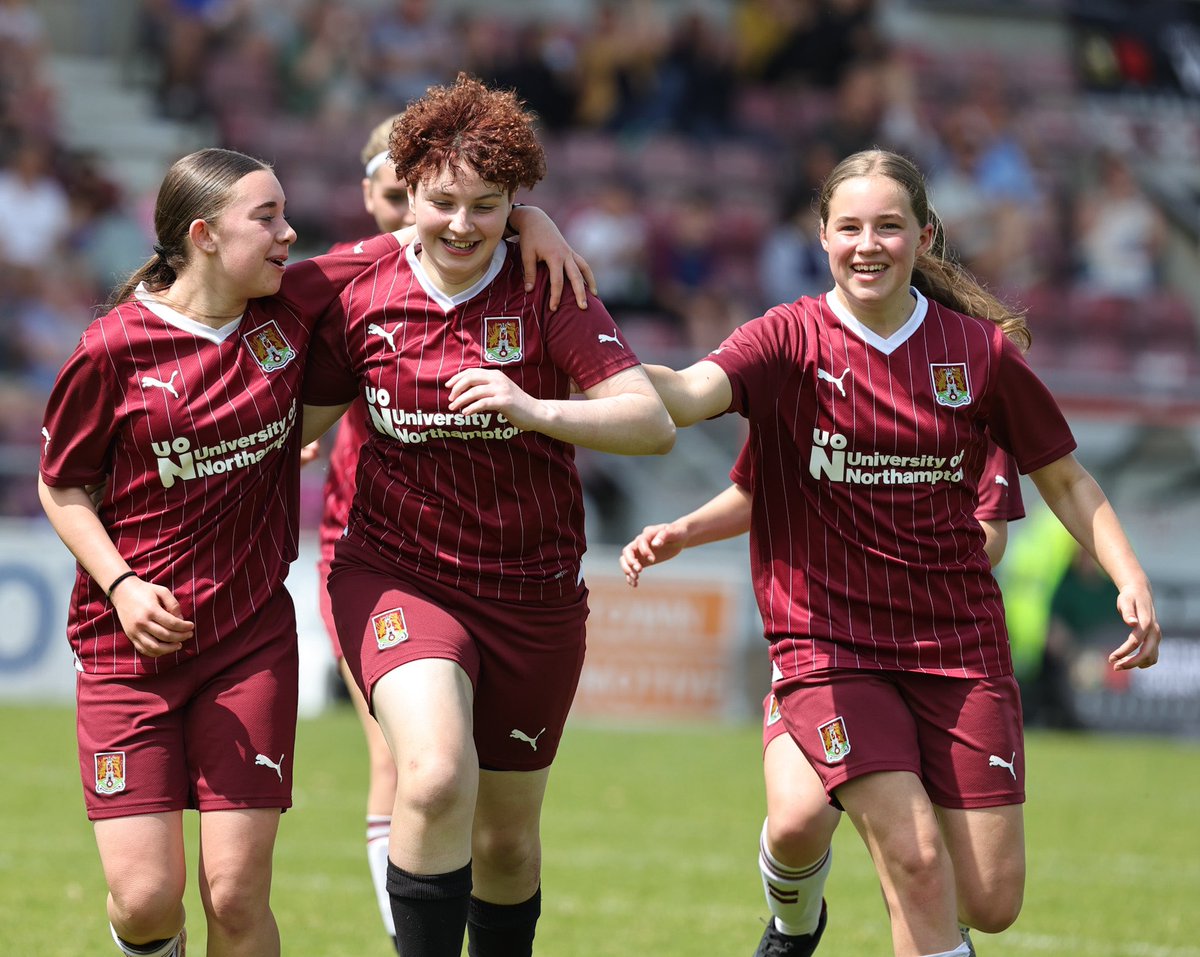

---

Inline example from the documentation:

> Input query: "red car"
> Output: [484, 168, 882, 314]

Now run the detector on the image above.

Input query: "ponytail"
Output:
[913, 212, 1031, 351]
[106, 246, 179, 310]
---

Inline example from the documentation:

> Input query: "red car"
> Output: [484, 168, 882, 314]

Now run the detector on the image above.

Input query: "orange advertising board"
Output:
[573, 549, 752, 721]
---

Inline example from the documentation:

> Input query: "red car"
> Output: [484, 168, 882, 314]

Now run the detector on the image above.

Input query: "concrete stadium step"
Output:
[46, 54, 209, 199]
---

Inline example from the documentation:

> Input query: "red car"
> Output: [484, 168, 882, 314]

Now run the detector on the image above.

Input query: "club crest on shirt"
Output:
[483, 316, 522, 364]
[930, 362, 971, 407]
[246, 320, 297, 373]
[817, 716, 851, 763]
[372, 607, 409, 650]
[766, 693, 783, 727]
[94, 751, 127, 794]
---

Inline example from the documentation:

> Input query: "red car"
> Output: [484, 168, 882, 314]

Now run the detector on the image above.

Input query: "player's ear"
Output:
[188, 218, 217, 254]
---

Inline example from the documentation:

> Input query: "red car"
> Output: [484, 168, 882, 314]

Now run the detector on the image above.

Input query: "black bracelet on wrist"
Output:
[106, 570, 138, 600]
[505, 203, 526, 236]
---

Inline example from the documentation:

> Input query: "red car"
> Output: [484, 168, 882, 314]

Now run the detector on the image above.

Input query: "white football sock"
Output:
[922, 943, 972, 957]
[109, 925, 184, 957]
[758, 818, 831, 937]
[367, 815, 397, 935]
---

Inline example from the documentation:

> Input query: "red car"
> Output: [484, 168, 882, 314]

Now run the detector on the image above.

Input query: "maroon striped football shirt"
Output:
[304, 235, 642, 600]
[710, 290, 1074, 678]
[40, 247, 380, 675]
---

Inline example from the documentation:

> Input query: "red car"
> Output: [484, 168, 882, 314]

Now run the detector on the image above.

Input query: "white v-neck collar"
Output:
[825, 287, 928, 355]
[134, 283, 244, 343]
[404, 241, 507, 312]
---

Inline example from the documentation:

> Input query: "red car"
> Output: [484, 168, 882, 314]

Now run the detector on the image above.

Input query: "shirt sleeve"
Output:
[302, 298, 359, 406]
[707, 304, 799, 419]
[541, 281, 641, 390]
[729, 439, 753, 491]
[280, 233, 400, 324]
[973, 435, 1025, 522]
[984, 336, 1077, 474]
[39, 332, 119, 487]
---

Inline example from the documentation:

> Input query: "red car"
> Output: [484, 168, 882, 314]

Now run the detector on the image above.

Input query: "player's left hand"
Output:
[300, 440, 321, 466]
[1108, 584, 1162, 670]
[509, 205, 597, 311]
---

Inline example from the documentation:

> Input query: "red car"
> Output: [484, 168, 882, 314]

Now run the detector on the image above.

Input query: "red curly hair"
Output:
[389, 72, 546, 195]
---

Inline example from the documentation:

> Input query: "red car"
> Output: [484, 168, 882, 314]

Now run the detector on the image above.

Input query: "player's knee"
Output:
[473, 823, 539, 879]
[108, 879, 184, 936]
[203, 873, 270, 938]
[766, 806, 837, 864]
[884, 834, 946, 888]
[397, 755, 473, 822]
[960, 882, 1023, 933]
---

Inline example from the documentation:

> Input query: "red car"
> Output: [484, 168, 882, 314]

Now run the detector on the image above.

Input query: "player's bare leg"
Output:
[95, 813, 187, 956]
[837, 771, 961, 957]
[755, 733, 839, 955]
[935, 804, 1025, 934]
[374, 659, 478, 956]
[197, 808, 281, 957]
[467, 767, 551, 956]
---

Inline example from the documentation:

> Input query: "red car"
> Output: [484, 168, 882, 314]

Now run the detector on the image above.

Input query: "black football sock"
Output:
[466, 887, 541, 957]
[386, 859, 472, 957]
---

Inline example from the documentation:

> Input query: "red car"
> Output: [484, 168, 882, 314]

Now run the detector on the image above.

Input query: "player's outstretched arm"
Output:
[1030, 453, 1161, 670]
[446, 365, 675, 455]
[620, 483, 752, 587]
[643, 361, 733, 428]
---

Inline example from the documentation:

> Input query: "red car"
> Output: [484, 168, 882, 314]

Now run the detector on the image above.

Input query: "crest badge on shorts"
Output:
[94, 751, 127, 794]
[766, 693, 783, 727]
[372, 607, 409, 650]
[817, 716, 851, 763]
[483, 316, 522, 364]
[930, 362, 971, 407]
[246, 320, 297, 373]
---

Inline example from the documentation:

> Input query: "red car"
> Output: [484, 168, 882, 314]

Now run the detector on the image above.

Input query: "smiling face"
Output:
[820, 173, 934, 332]
[410, 163, 512, 295]
[204, 169, 296, 301]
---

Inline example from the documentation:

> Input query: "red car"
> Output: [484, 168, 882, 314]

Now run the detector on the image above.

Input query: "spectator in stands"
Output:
[134, 0, 223, 119]
[565, 177, 653, 315]
[649, 188, 733, 346]
[368, 0, 453, 105]
[573, 0, 667, 132]
[651, 10, 738, 140]
[487, 20, 578, 133]
[758, 178, 833, 312]
[0, 136, 71, 271]
[927, 99, 1043, 292]
[809, 59, 887, 159]
[1074, 150, 1167, 299]
[278, 1, 370, 118]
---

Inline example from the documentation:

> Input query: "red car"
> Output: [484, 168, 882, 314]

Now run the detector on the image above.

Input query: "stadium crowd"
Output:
[3, 0, 1198, 520]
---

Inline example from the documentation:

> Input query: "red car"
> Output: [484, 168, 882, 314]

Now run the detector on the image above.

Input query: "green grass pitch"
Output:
[3, 704, 1197, 955]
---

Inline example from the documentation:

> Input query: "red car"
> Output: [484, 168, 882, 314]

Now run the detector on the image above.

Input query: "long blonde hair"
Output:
[818, 149, 1031, 351]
